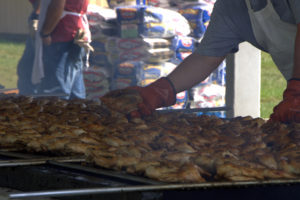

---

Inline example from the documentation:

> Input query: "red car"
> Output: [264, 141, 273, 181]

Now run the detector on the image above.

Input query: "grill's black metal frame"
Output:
[1, 151, 300, 200]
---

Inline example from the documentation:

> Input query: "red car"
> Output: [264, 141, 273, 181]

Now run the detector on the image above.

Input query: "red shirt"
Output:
[28, 0, 36, 5]
[51, 0, 90, 42]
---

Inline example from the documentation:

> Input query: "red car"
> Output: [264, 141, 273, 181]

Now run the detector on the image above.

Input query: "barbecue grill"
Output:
[1, 150, 300, 200]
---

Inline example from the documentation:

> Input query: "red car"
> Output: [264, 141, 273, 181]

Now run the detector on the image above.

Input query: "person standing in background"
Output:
[36, 0, 92, 99]
[16, 0, 40, 95]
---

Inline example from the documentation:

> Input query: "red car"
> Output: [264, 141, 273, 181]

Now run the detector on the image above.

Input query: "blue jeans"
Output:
[17, 36, 37, 95]
[39, 41, 86, 99]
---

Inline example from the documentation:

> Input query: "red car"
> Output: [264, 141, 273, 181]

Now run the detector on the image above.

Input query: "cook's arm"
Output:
[40, 0, 65, 36]
[32, 0, 41, 15]
[167, 53, 226, 93]
[102, 52, 226, 117]
[269, 23, 300, 123]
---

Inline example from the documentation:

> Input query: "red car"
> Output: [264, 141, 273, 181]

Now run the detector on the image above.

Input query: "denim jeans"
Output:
[39, 41, 86, 99]
[17, 36, 37, 95]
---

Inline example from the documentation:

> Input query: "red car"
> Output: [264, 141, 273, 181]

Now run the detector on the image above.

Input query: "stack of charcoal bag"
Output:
[86, 0, 226, 114]
[114, 2, 192, 109]
[176, 0, 227, 117]
[85, 1, 191, 109]
[83, 2, 117, 100]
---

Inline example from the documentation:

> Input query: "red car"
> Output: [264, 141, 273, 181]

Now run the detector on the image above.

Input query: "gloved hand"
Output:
[269, 79, 300, 123]
[128, 77, 177, 118]
[74, 29, 94, 52]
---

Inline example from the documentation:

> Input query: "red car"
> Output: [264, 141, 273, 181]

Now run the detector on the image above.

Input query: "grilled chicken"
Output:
[0, 94, 299, 183]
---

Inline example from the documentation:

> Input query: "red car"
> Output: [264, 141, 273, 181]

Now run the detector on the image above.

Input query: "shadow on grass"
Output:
[0, 33, 27, 44]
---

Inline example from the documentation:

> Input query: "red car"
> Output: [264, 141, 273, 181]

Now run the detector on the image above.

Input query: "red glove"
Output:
[129, 77, 176, 118]
[269, 79, 300, 123]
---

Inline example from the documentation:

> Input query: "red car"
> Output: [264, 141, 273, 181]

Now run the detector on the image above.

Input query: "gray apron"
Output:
[246, 0, 297, 80]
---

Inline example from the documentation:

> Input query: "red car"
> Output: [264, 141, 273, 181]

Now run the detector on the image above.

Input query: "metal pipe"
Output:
[48, 160, 162, 185]
[9, 179, 300, 199]
[0, 151, 41, 159]
[0, 156, 85, 167]
[157, 106, 229, 114]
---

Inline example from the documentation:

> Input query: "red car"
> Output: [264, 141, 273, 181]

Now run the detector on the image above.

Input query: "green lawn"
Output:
[260, 51, 286, 118]
[0, 34, 286, 118]
[0, 34, 27, 89]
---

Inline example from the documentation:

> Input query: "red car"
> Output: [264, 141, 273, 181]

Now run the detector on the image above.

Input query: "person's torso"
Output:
[214, 0, 298, 52]
[245, 0, 298, 80]
[51, 0, 89, 43]
[28, 0, 36, 5]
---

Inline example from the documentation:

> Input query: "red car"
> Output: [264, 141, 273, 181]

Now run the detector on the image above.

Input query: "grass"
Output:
[0, 34, 286, 118]
[260, 51, 286, 118]
[0, 34, 27, 89]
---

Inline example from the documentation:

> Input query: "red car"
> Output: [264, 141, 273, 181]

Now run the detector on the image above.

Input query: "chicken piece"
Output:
[218, 135, 245, 147]
[15, 131, 42, 146]
[176, 164, 207, 182]
[0, 102, 19, 110]
[286, 130, 300, 146]
[101, 89, 142, 114]
[156, 136, 177, 149]
[64, 141, 97, 155]
[48, 129, 80, 139]
[164, 152, 194, 164]
[39, 136, 71, 153]
[145, 164, 182, 183]
[240, 142, 267, 153]
[279, 159, 300, 175]
[12, 117, 35, 128]
[69, 128, 86, 136]
[0, 133, 19, 147]
[248, 134, 264, 143]
[216, 163, 264, 180]
[220, 150, 240, 160]
[200, 129, 220, 142]
[77, 135, 99, 145]
[189, 136, 211, 147]
[279, 149, 300, 159]
[248, 117, 266, 128]
[127, 133, 156, 144]
[127, 160, 161, 174]
[164, 131, 189, 142]
[23, 104, 44, 116]
[193, 154, 216, 173]
[53, 99, 69, 108]
[262, 168, 295, 179]
[145, 163, 206, 183]
[47, 124, 72, 132]
[134, 123, 149, 130]
[5, 112, 21, 121]
[172, 142, 197, 153]
[16, 96, 34, 105]
[92, 156, 117, 169]
[257, 153, 278, 170]
[102, 136, 133, 147]
[86, 148, 117, 159]
[132, 142, 152, 152]
[143, 150, 165, 161]
[114, 156, 140, 170]
[26, 138, 43, 152]
[84, 123, 106, 132]
[117, 146, 143, 158]
[78, 112, 102, 123]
